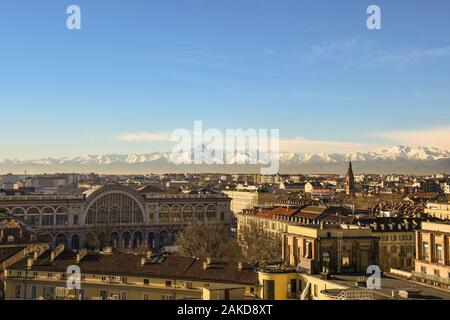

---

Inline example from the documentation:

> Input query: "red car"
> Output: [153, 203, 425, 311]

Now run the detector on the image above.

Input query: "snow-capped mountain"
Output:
[0, 146, 449, 174]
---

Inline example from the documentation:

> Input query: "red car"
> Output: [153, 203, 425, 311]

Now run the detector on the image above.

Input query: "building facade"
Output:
[424, 202, 450, 220]
[413, 221, 450, 290]
[0, 184, 232, 251]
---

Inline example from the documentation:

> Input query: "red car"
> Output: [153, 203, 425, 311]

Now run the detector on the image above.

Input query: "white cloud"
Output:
[117, 132, 171, 142]
[375, 127, 450, 150]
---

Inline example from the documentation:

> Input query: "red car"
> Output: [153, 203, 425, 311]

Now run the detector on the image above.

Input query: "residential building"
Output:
[424, 202, 450, 220]
[413, 221, 450, 290]
[3, 247, 258, 300]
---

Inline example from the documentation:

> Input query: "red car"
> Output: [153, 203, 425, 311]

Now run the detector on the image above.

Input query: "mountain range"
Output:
[1, 146, 449, 175]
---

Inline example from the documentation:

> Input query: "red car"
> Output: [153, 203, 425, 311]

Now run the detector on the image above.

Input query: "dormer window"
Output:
[7, 235, 14, 242]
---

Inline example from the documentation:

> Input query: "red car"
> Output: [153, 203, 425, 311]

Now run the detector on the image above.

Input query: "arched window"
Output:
[159, 230, 169, 246]
[111, 208, 120, 224]
[26, 208, 40, 226]
[159, 205, 170, 223]
[84, 193, 143, 226]
[194, 205, 205, 222]
[12, 208, 25, 217]
[71, 235, 80, 250]
[56, 207, 69, 226]
[206, 205, 217, 221]
[171, 205, 182, 223]
[42, 207, 54, 226]
[97, 208, 108, 224]
[183, 205, 193, 222]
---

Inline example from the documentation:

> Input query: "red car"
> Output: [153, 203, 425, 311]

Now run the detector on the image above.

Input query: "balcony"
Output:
[412, 271, 450, 285]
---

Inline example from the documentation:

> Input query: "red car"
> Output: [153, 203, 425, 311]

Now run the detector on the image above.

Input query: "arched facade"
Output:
[0, 184, 231, 251]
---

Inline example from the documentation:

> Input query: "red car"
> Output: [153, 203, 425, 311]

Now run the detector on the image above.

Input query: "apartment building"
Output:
[413, 221, 450, 290]
[282, 223, 378, 275]
[424, 202, 450, 220]
[223, 190, 260, 215]
[4, 246, 258, 300]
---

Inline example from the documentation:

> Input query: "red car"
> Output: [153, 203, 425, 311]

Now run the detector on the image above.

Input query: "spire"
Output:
[345, 161, 355, 195]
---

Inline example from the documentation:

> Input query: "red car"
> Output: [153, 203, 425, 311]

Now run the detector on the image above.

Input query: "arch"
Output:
[159, 230, 170, 246]
[84, 192, 143, 226]
[171, 230, 181, 244]
[56, 207, 69, 214]
[133, 231, 143, 248]
[182, 205, 193, 222]
[171, 205, 182, 223]
[42, 207, 55, 214]
[98, 232, 108, 249]
[109, 232, 120, 248]
[84, 233, 98, 250]
[11, 207, 25, 216]
[26, 207, 40, 226]
[41, 207, 55, 226]
[83, 185, 146, 225]
[55, 234, 67, 247]
[122, 232, 131, 249]
[159, 205, 170, 223]
[71, 234, 80, 250]
[27, 207, 40, 215]
[206, 204, 217, 221]
[194, 205, 205, 222]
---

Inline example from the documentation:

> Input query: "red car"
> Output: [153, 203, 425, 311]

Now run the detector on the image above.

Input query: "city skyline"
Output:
[1, 0, 450, 159]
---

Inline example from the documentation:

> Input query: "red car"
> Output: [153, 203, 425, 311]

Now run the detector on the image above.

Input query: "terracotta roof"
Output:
[9, 252, 258, 285]
[137, 185, 166, 194]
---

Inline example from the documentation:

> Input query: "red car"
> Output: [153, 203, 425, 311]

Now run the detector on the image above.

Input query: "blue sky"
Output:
[1, 0, 450, 158]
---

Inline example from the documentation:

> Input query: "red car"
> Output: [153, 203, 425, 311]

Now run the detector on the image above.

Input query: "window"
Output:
[121, 277, 128, 284]
[434, 269, 440, 276]
[159, 206, 170, 223]
[435, 244, 443, 263]
[42, 214, 54, 226]
[56, 214, 68, 226]
[421, 266, 427, 273]
[100, 290, 108, 300]
[47, 273, 53, 278]
[262, 280, 275, 300]
[423, 242, 429, 260]
[165, 280, 172, 287]
[15, 285, 21, 299]
[31, 286, 37, 299]
[144, 279, 150, 285]
[143, 293, 149, 300]
[120, 291, 128, 300]
[73, 215, 79, 225]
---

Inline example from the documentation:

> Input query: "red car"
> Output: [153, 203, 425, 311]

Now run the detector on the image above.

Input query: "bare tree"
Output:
[175, 222, 241, 262]
[238, 223, 282, 265]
